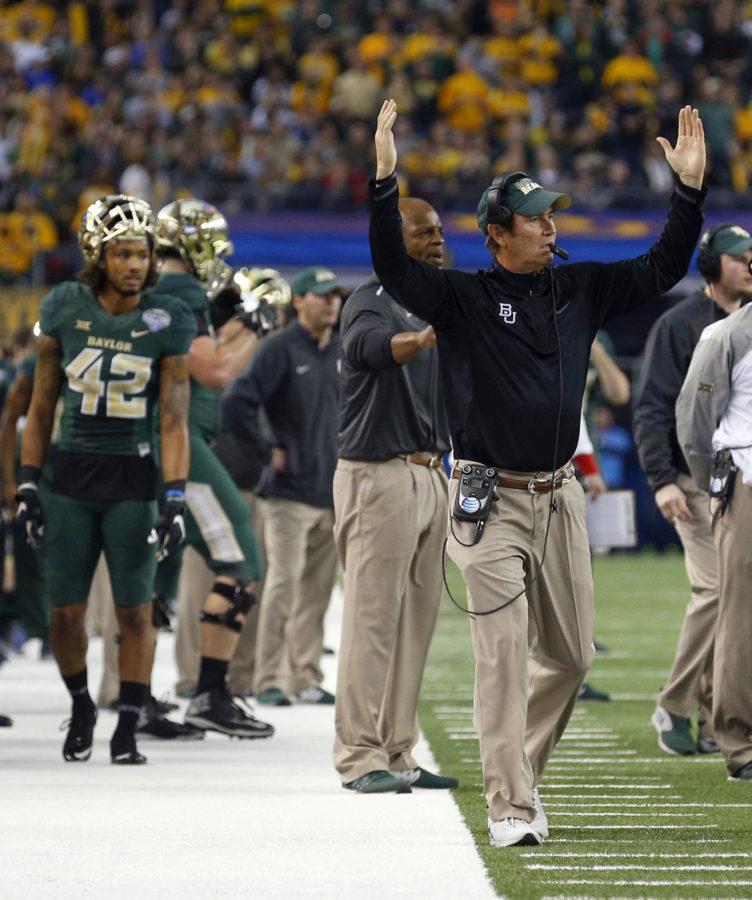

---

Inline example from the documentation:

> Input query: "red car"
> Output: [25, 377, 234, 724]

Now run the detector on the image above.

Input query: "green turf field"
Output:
[419, 550, 752, 898]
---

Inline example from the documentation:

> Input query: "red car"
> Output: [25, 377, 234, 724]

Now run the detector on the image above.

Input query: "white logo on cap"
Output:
[514, 178, 541, 195]
[315, 270, 336, 283]
[729, 226, 751, 239]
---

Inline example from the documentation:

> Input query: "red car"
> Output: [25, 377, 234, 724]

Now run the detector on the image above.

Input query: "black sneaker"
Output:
[185, 687, 274, 739]
[110, 732, 147, 765]
[61, 704, 97, 762]
[137, 699, 204, 741]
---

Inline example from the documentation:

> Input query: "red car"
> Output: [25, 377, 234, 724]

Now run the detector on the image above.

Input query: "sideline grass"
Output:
[419, 551, 752, 898]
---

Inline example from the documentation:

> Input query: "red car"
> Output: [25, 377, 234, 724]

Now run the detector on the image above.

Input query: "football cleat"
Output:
[136, 697, 204, 741]
[185, 687, 274, 739]
[652, 706, 696, 756]
[110, 733, 147, 765]
[61, 705, 97, 762]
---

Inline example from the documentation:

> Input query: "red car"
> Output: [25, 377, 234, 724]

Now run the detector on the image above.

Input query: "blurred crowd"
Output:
[3, 0, 752, 282]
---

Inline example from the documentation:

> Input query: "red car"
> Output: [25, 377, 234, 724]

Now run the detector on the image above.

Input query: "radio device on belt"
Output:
[453, 463, 498, 544]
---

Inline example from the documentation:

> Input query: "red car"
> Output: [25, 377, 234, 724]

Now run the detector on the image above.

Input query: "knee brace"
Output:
[199, 581, 256, 633]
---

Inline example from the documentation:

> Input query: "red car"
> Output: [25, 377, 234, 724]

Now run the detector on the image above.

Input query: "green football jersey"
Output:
[40, 282, 196, 456]
[152, 272, 221, 440]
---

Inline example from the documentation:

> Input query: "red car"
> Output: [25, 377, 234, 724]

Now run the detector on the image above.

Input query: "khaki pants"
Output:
[254, 498, 337, 696]
[174, 491, 265, 696]
[447, 462, 594, 823]
[333, 458, 447, 783]
[712, 475, 752, 775]
[659, 473, 717, 733]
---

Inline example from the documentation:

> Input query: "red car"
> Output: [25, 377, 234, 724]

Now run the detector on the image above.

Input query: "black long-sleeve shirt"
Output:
[338, 275, 450, 459]
[633, 289, 738, 492]
[369, 173, 705, 470]
[221, 321, 340, 508]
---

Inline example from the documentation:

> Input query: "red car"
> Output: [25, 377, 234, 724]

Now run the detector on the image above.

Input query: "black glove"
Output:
[236, 298, 277, 335]
[15, 467, 44, 549]
[148, 482, 186, 562]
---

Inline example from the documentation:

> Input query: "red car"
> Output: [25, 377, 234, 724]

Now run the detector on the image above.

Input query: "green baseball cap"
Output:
[706, 225, 752, 256]
[290, 266, 343, 296]
[477, 176, 572, 233]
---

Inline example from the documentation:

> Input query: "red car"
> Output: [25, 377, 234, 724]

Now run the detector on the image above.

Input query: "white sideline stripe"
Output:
[544, 880, 752, 887]
[541, 775, 664, 782]
[546, 838, 730, 843]
[521, 853, 751, 858]
[529, 865, 752, 872]
[543, 794, 681, 800]
[547, 756, 722, 764]
[541, 784, 673, 790]
[554, 750, 638, 756]
[554, 825, 716, 829]
[551, 812, 706, 817]
[548, 801, 752, 809]
[554, 743, 622, 749]
[610, 693, 659, 700]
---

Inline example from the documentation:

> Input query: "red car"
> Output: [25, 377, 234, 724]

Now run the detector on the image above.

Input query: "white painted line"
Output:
[554, 750, 638, 756]
[529, 864, 752, 872]
[546, 756, 723, 763]
[540, 775, 664, 782]
[547, 802, 752, 809]
[554, 743, 623, 749]
[521, 852, 751, 858]
[545, 838, 730, 843]
[610, 693, 658, 701]
[541, 784, 673, 790]
[551, 812, 706, 817]
[542, 794, 681, 800]
[553, 824, 716, 829]
[543, 880, 752, 887]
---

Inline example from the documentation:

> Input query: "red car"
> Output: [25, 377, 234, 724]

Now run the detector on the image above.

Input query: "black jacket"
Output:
[369, 173, 705, 471]
[221, 321, 340, 508]
[633, 289, 738, 492]
[338, 275, 451, 460]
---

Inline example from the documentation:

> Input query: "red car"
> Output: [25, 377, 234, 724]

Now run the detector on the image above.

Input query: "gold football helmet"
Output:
[229, 267, 291, 334]
[78, 194, 155, 264]
[156, 199, 234, 292]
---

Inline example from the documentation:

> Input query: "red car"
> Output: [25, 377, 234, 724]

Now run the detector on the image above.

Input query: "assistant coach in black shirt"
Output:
[333, 198, 458, 795]
[370, 100, 707, 846]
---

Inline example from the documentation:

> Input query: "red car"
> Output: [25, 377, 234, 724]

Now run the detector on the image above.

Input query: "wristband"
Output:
[18, 465, 42, 486]
[164, 479, 186, 504]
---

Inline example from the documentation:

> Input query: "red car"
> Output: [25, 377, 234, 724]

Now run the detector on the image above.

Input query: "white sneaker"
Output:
[531, 787, 549, 839]
[488, 816, 542, 848]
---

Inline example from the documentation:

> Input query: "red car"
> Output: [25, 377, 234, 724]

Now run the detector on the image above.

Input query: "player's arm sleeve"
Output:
[632, 319, 687, 491]
[588, 179, 706, 321]
[369, 173, 460, 329]
[675, 332, 731, 492]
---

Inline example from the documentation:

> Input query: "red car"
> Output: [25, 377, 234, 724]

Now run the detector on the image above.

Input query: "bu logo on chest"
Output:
[498, 302, 517, 325]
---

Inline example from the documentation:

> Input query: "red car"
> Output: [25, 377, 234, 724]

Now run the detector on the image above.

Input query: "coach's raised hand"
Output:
[656, 105, 706, 190]
[375, 98, 398, 180]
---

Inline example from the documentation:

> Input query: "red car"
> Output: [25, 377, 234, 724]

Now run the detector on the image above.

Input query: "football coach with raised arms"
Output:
[369, 100, 706, 847]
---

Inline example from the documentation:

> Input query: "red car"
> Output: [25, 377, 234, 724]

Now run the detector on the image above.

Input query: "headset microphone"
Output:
[551, 245, 569, 260]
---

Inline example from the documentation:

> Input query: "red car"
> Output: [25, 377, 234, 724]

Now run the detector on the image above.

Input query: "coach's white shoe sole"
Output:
[488, 816, 543, 847]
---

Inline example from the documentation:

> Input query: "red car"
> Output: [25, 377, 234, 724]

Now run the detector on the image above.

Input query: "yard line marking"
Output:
[546, 838, 730, 843]
[541, 784, 673, 790]
[554, 743, 623, 749]
[528, 864, 752, 872]
[551, 811, 706, 817]
[554, 750, 638, 756]
[540, 775, 664, 782]
[542, 794, 681, 800]
[520, 852, 751, 858]
[548, 801, 752, 809]
[546, 756, 722, 764]
[554, 824, 716, 829]
[610, 693, 659, 701]
[543, 880, 752, 887]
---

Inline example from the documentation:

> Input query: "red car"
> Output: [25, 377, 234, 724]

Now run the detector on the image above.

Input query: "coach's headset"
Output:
[442, 171, 569, 617]
[697, 223, 733, 284]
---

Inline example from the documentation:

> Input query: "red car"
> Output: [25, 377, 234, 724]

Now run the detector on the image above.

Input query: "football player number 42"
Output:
[65, 348, 152, 419]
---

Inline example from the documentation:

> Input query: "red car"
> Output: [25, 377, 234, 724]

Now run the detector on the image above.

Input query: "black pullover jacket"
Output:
[369, 173, 705, 471]
[338, 275, 451, 460]
[633, 289, 743, 492]
[221, 320, 340, 508]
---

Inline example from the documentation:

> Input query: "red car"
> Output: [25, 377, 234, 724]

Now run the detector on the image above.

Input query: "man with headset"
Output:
[370, 100, 706, 846]
[634, 224, 752, 757]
